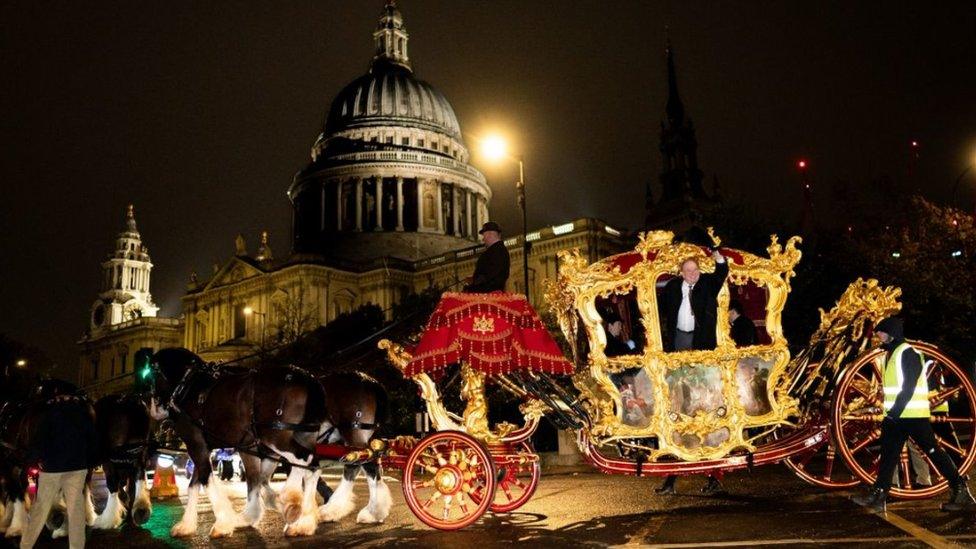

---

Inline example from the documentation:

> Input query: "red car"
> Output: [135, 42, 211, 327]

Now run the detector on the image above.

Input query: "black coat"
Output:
[659, 260, 729, 351]
[464, 240, 510, 293]
[730, 315, 757, 347]
[29, 398, 98, 473]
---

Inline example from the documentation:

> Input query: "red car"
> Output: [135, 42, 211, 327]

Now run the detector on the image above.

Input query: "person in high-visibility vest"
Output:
[851, 317, 974, 512]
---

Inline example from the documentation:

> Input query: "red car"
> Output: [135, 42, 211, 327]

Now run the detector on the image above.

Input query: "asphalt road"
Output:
[23, 465, 976, 548]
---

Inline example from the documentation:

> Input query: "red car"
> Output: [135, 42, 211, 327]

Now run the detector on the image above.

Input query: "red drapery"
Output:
[403, 292, 574, 377]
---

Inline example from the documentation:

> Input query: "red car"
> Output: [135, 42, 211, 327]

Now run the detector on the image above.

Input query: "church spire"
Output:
[665, 35, 685, 127]
[125, 203, 139, 234]
[372, 0, 411, 72]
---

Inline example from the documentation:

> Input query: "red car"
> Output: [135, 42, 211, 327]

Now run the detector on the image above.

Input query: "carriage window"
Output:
[596, 289, 644, 357]
[728, 281, 770, 346]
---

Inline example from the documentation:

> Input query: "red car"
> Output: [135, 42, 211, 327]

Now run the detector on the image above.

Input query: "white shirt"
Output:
[677, 282, 695, 332]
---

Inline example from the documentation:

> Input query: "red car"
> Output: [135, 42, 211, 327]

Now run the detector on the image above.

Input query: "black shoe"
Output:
[701, 476, 726, 496]
[655, 476, 676, 495]
[852, 487, 887, 513]
[941, 477, 976, 512]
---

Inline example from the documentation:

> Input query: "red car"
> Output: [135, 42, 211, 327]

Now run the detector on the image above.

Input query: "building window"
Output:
[91, 356, 99, 382]
[402, 137, 410, 146]
[234, 304, 247, 339]
[418, 138, 425, 147]
[386, 136, 394, 144]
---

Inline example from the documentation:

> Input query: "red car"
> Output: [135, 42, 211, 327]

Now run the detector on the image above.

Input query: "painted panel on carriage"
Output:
[666, 364, 730, 449]
[611, 368, 654, 427]
[736, 355, 774, 416]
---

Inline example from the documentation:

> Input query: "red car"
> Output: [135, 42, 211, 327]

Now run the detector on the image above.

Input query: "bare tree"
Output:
[270, 283, 319, 346]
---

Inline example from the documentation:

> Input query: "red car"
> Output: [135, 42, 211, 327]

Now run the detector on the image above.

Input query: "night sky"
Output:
[2, 1, 975, 376]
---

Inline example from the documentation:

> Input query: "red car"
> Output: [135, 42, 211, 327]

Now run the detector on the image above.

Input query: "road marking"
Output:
[637, 534, 976, 547]
[873, 508, 965, 549]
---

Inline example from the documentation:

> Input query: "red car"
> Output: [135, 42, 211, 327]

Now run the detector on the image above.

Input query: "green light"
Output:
[141, 367, 152, 379]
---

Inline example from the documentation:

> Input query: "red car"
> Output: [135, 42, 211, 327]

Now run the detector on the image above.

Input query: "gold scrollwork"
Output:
[550, 229, 804, 461]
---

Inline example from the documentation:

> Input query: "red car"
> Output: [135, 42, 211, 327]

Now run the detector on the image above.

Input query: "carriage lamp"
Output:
[15, 359, 26, 367]
[157, 454, 175, 468]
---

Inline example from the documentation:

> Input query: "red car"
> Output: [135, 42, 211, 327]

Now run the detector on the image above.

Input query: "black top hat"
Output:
[479, 221, 502, 234]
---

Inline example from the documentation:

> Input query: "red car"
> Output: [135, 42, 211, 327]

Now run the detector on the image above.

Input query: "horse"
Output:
[0, 380, 96, 539]
[91, 393, 154, 529]
[147, 348, 390, 538]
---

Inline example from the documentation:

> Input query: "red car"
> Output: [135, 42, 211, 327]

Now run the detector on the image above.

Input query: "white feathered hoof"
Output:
[170, 519, 198, 537]
[92, 494, 123, 530]
[132, 504, 152, 526]
[284, 511, 318, 537]
[51, 525, 68, 539]
[209, 519, 236, 538]
[279, 488, 303, 525]
[46, 504, 66, 532]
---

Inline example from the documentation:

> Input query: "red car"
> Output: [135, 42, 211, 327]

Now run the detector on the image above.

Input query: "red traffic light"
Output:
[797, 160, 807, 169]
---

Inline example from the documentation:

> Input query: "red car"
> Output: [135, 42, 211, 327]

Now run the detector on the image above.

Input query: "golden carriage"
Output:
[375, 230, 976, 530]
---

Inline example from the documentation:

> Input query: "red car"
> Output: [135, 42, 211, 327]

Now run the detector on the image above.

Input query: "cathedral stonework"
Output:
[77, 205, 182, 396]
[177, 1, 629, 364]
[288, 0, 490, 264]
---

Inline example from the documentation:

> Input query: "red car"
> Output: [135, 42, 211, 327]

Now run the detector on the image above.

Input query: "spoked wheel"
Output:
[783, 425, 861, 489]
[402, 430, 496, 530]
[489, 441, 541, 513]
[832, 342, 976, 499]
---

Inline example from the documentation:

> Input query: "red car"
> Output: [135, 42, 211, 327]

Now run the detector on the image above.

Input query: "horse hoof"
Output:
[284, 515, 317, 537]
[356, 507, 384, 524]
[170, 521, 197, 537]
[209, 523, 235, 538]
[132, 507, 151, 525]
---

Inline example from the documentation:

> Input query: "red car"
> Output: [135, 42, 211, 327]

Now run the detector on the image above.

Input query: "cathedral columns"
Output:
[435, 181, 444, 233]
[335, 180, 342, 231]
[375, 177, 383, 230]
[465, 190, 472, 237]
[355, 178, 363, 231]
[452, 187, 460, 236]
[396, 177, 405, 231]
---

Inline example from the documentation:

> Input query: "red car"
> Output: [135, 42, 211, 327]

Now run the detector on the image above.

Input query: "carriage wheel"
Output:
[489, 442, 541, 513]
[782, 426, 861, 489]
[402, 430, 496, 530]
[831, 342, 976, 499]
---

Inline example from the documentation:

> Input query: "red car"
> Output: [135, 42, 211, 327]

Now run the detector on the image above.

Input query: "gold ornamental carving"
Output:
[547, 229, 804, 461]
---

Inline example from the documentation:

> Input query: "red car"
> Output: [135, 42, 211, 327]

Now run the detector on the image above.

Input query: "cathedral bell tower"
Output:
[645, 38, 716, 231]
[89, 205, 160, 330]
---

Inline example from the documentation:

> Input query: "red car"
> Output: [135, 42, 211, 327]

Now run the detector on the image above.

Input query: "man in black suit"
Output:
[655, 249, 729, 496]
[464, 221, 510, 293]
[659, 250, 729, 351]
[729, 300, 757, 347]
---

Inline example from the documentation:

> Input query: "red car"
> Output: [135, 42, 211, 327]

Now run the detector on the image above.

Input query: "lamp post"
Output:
[481, 135, 530, 300]
[951, 164, 974, 214]
[243, 306, 267, 347]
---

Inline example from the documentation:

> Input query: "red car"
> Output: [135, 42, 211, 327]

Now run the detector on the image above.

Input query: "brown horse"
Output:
[91, 393, 154, 529]
[0, 380, 96, 539]
[148, 348, 389, 538]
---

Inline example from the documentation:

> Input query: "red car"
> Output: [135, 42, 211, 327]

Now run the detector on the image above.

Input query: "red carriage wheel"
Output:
[489, 441, 541, 513]
[783, 428, 861, 489]
[831, 342, 976, 500]
[402, 430, 496, 530]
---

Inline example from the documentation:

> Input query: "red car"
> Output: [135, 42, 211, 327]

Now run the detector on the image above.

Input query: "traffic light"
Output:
[133, 347, 154, 392]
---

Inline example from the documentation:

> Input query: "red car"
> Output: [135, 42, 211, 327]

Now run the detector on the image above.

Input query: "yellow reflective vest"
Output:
[883, 342, 930, 419]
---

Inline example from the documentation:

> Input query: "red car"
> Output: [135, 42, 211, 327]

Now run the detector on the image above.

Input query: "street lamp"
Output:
[480, 134, 530, 300]
[243, 306, 267, 347]
[15, 359, 26, 368]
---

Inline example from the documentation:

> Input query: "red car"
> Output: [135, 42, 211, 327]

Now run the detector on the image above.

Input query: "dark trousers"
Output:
[875, 417, 960, 491]
[219, 460, 234, 481]
[674, 330, 694, 351]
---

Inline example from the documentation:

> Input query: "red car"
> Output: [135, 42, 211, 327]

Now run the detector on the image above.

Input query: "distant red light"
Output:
[798, 160, 807, 169]
[911, 141, 919, 147]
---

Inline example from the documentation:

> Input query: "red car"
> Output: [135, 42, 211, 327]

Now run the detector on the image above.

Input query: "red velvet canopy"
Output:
[403, 292, 574, 377]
